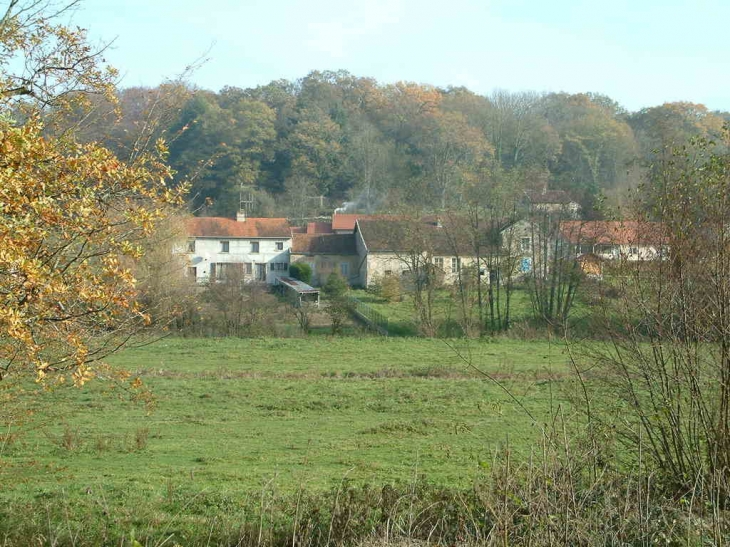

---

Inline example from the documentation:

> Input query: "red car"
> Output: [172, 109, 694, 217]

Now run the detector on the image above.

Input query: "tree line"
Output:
[77, 70, 729, 218]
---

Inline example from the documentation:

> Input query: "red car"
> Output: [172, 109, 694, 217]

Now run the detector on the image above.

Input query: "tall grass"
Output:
[1, 417, 727, 546]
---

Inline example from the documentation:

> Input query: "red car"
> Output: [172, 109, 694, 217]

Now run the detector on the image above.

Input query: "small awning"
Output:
[276, 276, 319, 295]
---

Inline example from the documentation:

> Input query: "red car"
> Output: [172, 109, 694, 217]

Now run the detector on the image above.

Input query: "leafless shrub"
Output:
[573, 130, 730, 502]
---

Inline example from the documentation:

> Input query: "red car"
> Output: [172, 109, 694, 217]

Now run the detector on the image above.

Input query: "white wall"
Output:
[186, 237, 291, 284]
[592, 243, 662, 261]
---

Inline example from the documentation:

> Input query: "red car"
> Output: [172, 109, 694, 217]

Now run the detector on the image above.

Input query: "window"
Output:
[384, 270, 393, 276]
[629, 246, 639, 256]
[271, 262, 288, 271]
[186, 240, 195, 253]
[245, 262, 252, 275]
[220, 241, 229, 253]
[340, 262, 349, 277]
[434, 257, 444, 270]
[520, 237, 531, 253]
[208, 263, 245, 281]
[210, 262, 242, 280]
[451, 257, 461, 272]
[187, 266, 197, 278]
[250, 241, 259, 253]
[275, 241, 284, 251]
[321, 260, 333, 270]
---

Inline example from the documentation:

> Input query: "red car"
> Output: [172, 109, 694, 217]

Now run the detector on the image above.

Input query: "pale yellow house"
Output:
[353, 218, 481, 287]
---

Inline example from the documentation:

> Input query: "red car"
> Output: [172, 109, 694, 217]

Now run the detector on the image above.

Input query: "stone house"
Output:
[353, 218, 480, 287]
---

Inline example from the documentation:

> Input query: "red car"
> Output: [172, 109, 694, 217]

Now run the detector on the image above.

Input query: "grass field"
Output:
[4, 337, 725, 546]
[348, 287, 535, 336]
[348, 285, 595, 337]
[1, 337, 575, 504]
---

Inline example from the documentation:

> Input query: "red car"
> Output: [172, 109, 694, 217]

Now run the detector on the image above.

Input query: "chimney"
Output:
[236, 210, 246, 222]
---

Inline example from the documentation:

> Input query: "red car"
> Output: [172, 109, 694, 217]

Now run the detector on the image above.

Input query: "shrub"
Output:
[199, 273, 280, 337]
[323, 272, 348, 299]
[366, 278, 382, 296]
[379, 275, 401, 303]
[577, 132, 730, 500]
[289, 262, 312, 284]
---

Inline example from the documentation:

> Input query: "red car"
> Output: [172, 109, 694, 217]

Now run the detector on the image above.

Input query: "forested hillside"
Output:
[79, 70, 729, 218]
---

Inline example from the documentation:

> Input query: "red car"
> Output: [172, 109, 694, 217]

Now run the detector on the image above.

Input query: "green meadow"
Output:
[347, 286, 594, 337]
[2, 337, 575, 502]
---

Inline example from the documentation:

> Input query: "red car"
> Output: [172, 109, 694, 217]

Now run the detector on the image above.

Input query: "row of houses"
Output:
[183, 208, 667, 288]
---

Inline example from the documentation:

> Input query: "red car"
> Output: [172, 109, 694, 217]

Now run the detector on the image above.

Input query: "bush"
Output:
[289, 262, 312, 284]
[577, 133, 730, 500]
[366, 278, 382, 296]
[198, 274, 280, 337]
[323, 272, 348, 299]
[379, 275, 401, 303]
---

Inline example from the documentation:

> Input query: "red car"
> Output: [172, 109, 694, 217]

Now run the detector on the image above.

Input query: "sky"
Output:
[69, 0, 730, 113]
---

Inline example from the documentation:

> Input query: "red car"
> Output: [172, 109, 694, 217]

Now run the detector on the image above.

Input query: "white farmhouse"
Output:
[184, 214, 292, 284]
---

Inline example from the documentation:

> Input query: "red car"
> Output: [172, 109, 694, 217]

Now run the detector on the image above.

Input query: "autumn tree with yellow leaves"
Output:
[0, 1, 186, 386]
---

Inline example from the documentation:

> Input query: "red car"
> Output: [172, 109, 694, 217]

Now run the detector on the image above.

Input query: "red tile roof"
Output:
[306, 222, 334, 234]
[291, 233, 357, 255]
[186, 217, 291, 238]
[560, 221, 666, 245]
[331, 213, 399, 231]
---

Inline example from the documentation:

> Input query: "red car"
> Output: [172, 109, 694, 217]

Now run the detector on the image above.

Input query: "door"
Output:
[255, 263, 266, 282]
